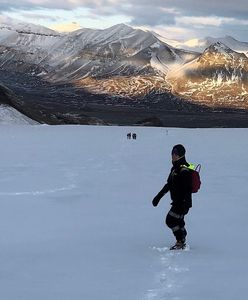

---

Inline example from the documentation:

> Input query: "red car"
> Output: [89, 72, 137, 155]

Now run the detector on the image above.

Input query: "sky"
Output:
[0, 0, 247, 41]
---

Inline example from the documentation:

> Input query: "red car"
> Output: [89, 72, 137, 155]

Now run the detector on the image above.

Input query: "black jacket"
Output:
[153, 157, 192, 210]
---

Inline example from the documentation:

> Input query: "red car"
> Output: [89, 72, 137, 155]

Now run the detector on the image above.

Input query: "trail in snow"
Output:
[0, 184, 76, 196]
[143, 247, 190, 300]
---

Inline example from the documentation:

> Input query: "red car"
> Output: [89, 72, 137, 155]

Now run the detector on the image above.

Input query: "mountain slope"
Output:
[1, 19, 248, 111]
[0, 21, 198, 81]
[0, 21, 200, 101]
[177, 36, 248, 54]
[0, 18, 62, 74]
[167, 42, 248, 108]
[43, 24, 199, 98]
[45, 24, 199, 81]
[0, 105, 38, 125]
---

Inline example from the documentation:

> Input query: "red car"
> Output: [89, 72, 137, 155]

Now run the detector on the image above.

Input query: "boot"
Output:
[170, 239, 186, 250]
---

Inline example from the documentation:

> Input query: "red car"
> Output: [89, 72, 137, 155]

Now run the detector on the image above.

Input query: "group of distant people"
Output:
[127, 132, 137, 140]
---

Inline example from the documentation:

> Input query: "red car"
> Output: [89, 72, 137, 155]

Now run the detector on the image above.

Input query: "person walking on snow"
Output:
[152, 144, 192, 250]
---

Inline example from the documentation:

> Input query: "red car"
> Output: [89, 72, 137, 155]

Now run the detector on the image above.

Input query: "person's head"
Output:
[171, 144, 186, 162]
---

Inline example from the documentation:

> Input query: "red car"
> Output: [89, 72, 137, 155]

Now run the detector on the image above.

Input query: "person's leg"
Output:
[178, 217, 187, 242]
[165, 209, 188, 242]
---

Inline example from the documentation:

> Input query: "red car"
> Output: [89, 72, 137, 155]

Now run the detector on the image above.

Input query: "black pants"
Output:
[165, 206, 189, 242]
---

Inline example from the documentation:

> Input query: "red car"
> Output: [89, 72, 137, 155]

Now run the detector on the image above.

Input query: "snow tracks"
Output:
[143, 246, 190, 300]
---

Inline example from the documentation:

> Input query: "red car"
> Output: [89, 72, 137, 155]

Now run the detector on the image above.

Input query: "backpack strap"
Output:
[181, 163, 201, 173]
[180, 163, 194, 171]
[179, 165, 191, 175]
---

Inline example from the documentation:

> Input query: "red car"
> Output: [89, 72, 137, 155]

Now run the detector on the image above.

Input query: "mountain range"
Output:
[0, 18, 248, 125]
[168, 42, 248, 109]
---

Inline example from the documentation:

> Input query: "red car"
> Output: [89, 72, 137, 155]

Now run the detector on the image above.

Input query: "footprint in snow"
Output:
[143, 246, 190, 299]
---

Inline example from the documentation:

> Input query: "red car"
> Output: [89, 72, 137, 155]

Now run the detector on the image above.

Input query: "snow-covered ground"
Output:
[0, 124, 247, 300]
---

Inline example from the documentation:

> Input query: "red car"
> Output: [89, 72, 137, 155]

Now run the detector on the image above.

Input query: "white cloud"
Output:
[0, 0, 247, 40]
[159, 7, 180, 15]
[135, 24, 196, 40]
[49, 21, 81, 32]
[222, 18, 248, 26]
[177, 15, 248, 27]
[177, 16, 223, 27]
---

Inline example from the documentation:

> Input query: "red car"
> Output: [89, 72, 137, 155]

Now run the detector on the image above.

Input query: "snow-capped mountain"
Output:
[39, 23, 198, 98]
[0, 16, 59, 35]
[0, 17, 61, 51]
[0, 18, 248, 112]
[44, 24, 199, 81]
[0, 17, 62, 74]
[167, 42, 248, 109]
[176, 36, 248, 54]
[0, 20, 200, 99]
[0, 20, 199, 78]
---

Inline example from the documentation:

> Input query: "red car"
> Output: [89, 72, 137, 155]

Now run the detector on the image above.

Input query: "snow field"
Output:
[0, 125, 247, 299]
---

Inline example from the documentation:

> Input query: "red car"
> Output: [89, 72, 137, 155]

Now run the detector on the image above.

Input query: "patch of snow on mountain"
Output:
[0, 15, 58, 36]
[0, 105, 38, 125]
[179, 36, 248, 54]
[150, 53, 169, 74]
[0, 16, 62, 55]
[151, 31, 182, 48]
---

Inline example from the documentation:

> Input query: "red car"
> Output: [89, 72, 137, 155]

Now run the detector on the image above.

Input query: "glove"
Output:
[152, 195, 160, 207]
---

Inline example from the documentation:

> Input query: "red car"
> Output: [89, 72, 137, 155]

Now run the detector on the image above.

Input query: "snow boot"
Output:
[170, 239, 186, 250]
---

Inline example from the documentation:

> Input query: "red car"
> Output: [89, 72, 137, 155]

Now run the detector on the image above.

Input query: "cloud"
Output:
[129, 0, 248, 20]
[125, 6, 176, 26]
[146, 25, 196, 40]
[175, 15, 248, 28]
[177, 16, 223, 27]
[0, 0, 247, 21]
[0, 0, 108, 12]
[0, 0, 247, 40]
[49, 22, 81, 32]
[19, 12, 61, 22]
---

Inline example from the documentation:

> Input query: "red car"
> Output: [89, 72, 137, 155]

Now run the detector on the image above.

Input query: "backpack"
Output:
[181, 163, 201, 193]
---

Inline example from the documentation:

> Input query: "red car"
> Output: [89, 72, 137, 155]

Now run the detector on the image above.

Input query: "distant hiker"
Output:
[127, 133, 131, 139]
[132, 133, 137, 140]
[152, 144, 193, 250]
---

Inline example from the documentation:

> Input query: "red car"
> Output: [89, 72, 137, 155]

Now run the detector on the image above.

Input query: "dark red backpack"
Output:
[181, 164, 201, 193]
[191, 164, 201, 193]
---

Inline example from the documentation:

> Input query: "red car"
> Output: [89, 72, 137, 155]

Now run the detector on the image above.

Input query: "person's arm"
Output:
[152, 182, 170, 207]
